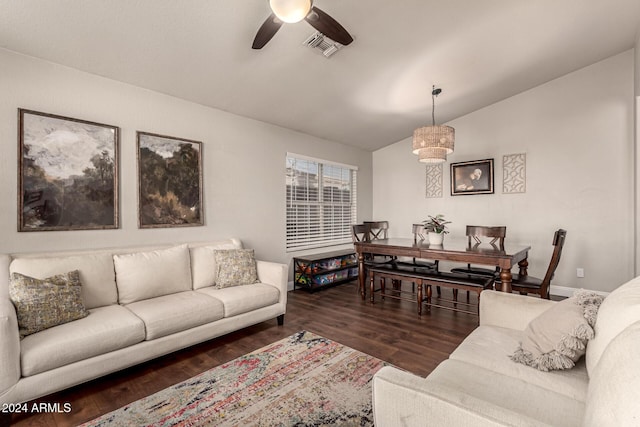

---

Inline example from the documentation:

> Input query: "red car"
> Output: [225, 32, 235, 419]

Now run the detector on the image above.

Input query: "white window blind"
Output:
[286, 154, 357, 252]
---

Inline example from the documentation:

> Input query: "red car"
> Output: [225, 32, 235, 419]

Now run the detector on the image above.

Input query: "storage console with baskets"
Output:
[293, 249, 358, 291]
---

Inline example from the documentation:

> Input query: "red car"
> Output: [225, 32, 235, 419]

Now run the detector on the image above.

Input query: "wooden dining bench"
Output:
[368, 264, 494, 316]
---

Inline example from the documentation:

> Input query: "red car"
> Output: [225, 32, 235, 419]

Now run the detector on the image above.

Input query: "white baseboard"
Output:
[550, 285, 610, 298]
[287, 281, 610, 298]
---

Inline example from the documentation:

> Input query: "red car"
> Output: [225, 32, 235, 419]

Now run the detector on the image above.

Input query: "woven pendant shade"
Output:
[412, 86, 454, 163]
[418, 147, 447, 163]
[412, 125, 455, 155]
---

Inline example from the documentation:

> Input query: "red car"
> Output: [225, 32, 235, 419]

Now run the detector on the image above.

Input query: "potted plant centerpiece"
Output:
[423, 214, 450, 245]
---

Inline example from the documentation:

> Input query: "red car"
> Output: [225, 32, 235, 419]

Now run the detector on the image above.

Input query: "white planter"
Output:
[428, 232, 445, 245]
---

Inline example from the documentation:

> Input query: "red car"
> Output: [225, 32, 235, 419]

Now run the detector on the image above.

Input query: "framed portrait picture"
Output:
[137, 132, 203, 228]
[18, 109, 119, 231]
[451, 159, 494, 196]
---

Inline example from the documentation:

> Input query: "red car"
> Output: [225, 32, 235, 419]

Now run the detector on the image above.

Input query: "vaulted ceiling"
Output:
[1, 0, 639, 151]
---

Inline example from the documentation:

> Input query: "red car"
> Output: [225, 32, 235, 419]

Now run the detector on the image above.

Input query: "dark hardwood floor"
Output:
[8, 281, 479, 426]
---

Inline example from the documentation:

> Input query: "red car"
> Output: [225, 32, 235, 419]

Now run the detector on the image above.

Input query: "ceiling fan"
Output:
[252, 0, 353, 49]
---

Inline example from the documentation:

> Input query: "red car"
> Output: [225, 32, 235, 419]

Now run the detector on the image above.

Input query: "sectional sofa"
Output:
[373, 276, 640, 426]
[0, 239, 288, 405]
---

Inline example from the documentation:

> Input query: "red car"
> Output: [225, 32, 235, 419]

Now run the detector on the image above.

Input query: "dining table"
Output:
[354, 237, 531, 299]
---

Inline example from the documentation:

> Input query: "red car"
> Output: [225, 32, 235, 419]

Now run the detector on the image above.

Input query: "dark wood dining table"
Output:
[354, 238, 531, 299]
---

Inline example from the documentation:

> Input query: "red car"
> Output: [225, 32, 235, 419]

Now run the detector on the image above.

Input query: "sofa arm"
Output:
[479, 290, 556, 331]
[0, 297, 20, 398]
[256, 260, 288, 296]
[373, 366, 542, 427]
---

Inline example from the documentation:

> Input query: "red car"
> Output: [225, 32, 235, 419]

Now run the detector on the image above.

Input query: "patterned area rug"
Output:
[80, 331, 387, 426]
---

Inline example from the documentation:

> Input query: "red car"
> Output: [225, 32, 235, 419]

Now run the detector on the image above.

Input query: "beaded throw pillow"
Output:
[9, 270, 89, 339]
[214, 249, 259, 288]
[511, 290, 604, 371]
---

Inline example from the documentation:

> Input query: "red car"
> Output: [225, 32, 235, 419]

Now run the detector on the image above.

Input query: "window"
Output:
[286, 154, 357, 251]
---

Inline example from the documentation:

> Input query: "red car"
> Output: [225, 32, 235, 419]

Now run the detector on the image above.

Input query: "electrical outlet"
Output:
[577, 268, 585, 278]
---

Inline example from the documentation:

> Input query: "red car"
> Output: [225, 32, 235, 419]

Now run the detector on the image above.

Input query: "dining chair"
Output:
[363, 221, 396, 264]
[451, 225, 506, 277]
[450, 225, 506, 300]
[495, 229, 567, 299]
[397, 223, 439, 293]
[351, 223, 395, 267]
[364, 221, 389, 240]
[352, 223, 399, 293]
[351, 223, 371, 243]
[412, 223, 427, 243]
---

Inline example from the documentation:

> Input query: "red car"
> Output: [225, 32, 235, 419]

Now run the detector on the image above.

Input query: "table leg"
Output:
[499, 268, 512, 293]
[370, 272, 375, 304]
[518, 258, 529, 277]
[358, 253, 366, 300]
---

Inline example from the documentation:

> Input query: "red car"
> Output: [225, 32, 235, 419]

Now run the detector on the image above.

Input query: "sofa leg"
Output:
[277, 314, 285, 326]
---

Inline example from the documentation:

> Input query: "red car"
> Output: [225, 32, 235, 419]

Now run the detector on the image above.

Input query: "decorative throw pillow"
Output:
[511, 289, 604, 371]
[9, 270, 90, 339]
[214, 249, 259, 288]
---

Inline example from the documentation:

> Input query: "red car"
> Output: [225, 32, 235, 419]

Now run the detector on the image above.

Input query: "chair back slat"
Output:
[539, 229, 567, 297]
[364, 221, 389, 240]
[412, 224, 426, 243]
[351, 224, 371, 243]
[466, 225, 506, 249]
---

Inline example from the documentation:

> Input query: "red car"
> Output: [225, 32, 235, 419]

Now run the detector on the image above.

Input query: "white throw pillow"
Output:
[9, 253, 117, 309]
[511, 290, 603, 371]
[190, 241, 242, 289]
[114, 245, 192, 304]
[585, 276, 640, 376]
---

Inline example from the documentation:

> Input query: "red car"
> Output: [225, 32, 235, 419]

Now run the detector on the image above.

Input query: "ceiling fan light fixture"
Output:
[269, 0, 312, 23]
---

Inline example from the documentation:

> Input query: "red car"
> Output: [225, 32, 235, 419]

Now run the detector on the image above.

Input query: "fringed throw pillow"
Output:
[511, 289, 604, 371]
[9, 270, 89, 339]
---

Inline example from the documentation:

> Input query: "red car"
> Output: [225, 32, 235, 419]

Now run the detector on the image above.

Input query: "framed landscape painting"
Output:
[137, 132, 204, 228]
[18, 109, 119, 231]
[451, 159, 494, 196]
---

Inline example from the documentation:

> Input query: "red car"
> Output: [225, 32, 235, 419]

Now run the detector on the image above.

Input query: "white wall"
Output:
[373, 51, 635, 293]
[0, 48, 373, 273]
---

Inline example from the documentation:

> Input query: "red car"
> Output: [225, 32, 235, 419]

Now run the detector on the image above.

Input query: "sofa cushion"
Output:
[189, 240, 242, 289]
[20, 305, 145, 376]
[196, 283, 280, 317]
[510, 292, 602, 372]
[9, 271, 89, 338]
[114, 245, 192, 304]
[449, 325, 589, 401]
[214, 249, 259, 288]
[583, 320, 640, 426]
[423, 359, 585, 427]
[9, 253, 117, 309]
[586, 276, 640, 376]
[124, 291, 224, 340]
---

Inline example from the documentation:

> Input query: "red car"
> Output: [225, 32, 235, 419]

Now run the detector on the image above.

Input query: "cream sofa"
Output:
[0, 239, 288, 405]
[373, 276, 640, 426]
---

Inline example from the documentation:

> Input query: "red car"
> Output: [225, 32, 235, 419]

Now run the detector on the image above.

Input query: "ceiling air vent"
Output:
[302, 31, 344, 58]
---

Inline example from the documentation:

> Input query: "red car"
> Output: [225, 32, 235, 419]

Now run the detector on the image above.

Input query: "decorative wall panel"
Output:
[425, 164, 443, 198]
[503, 153, 526, 194]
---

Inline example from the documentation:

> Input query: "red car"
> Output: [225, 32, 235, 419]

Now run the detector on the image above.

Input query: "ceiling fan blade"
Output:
[305, 7, 353, 46]
[252, 14, 283, 49]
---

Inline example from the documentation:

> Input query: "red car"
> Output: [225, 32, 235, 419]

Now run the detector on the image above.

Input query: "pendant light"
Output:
[412, 86, 455, 163]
